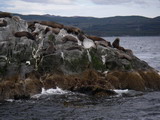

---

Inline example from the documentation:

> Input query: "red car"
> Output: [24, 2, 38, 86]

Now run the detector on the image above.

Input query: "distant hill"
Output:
[14, 13, 160, 36]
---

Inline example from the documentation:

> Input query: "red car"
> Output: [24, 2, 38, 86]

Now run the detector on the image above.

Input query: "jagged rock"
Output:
[0, 13, 160, 100]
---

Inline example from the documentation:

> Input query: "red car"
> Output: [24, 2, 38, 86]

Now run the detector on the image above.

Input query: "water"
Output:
[0, 36, 160, 120]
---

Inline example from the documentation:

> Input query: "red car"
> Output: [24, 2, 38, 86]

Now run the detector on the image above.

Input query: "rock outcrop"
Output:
[0, 12, 160, 100]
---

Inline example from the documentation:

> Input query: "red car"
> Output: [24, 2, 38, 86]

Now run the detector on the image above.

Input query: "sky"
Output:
[0, 0, 160, 18]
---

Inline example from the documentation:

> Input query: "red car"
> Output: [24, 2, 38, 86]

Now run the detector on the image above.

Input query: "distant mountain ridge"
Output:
[13, 13, 160, 36]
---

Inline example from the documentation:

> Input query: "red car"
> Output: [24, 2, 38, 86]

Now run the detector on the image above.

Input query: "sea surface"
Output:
[0, 36, 160, 120]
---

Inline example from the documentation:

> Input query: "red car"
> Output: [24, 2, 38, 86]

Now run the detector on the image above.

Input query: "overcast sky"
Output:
[0, 0, 160, 18]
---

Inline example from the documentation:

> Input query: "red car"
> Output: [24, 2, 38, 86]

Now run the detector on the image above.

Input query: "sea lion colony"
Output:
[0, 12, 127, 51]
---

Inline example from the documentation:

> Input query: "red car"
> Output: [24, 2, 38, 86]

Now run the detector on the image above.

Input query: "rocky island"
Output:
[0, 12, 160, 101]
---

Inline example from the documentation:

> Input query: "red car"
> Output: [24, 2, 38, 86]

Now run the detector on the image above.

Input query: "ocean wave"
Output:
[31, 87, 69, 99]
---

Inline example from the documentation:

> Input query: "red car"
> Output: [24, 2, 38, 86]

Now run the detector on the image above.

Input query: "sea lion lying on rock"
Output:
[45, 27, 60, 34]
[28, 21, 39, 32]
[40, 21, 63, 29]
[87, 35, 112, 47]
[86, 35, 105, 41]
[64, 25, 82, 35]
[115, 51, 132, 61]
[95, 40, 112, 48]
[14, 31, 35, 40]
[0, 19, 7, 27]
[112, 38, 125, 51]
[62, 35, 78, 43]
[28, 22, 36, 32]
[0, 12, 12, 18]
[77, 33, 85, 41]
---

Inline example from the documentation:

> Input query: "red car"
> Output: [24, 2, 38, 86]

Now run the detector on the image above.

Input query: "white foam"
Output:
[113, 89, 129, 96]
[5, 99, 14, 102]
[31, 87, 68, 99]
[41, 87, 68, 95]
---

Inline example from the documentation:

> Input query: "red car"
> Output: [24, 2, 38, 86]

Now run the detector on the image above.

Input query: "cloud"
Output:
[1, 0, 79, 15]
[0, 0, 159, 18]
[21, 0, 75, 4]
[91, 0, 160, 5]
[91, 0, 131, 5]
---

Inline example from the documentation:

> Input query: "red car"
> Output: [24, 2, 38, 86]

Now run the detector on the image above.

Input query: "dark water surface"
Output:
[0, 36, 160, 120]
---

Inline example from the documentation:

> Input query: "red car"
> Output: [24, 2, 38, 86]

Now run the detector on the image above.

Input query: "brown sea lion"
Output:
[77, 33, 85, 41]
[28, 21, 39, 32]
[45, 27, 60, 34]
[112, 38, 125, 51]
[0, 19, 7, 27]
[40, 21, 63, 29]
[112, 38, 119, 48]
[115, 51, 132, 61]
[0, 12, 12, 18]
[64, 25, 82, 35]
[87, 35, 112, 47]
[31, 32, 39, 39]
[125, 49, 133, 55]
[86, 35, 105, 41]
[62, 35, 78, 43]
[14, 31, 35, 40]
[95, 41, 111, 48]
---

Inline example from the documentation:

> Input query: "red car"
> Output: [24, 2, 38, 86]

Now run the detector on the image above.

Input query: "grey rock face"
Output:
[0, 15, 152, 78]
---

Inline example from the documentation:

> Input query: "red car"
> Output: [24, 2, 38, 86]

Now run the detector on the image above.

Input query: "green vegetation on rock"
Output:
[89, 48, 106, 71]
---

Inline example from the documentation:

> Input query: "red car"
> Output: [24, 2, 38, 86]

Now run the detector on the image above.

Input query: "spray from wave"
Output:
[31, 87, 69, 99]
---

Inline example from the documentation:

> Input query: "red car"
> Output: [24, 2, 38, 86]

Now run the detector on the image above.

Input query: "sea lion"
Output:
[77, 33, 85, 41]
[40, 21, 63, 29]
[14, 31, 35, 40]
[125, 49, 133, 55]
[64, 25, 82, 35]
[115, 51, 132, 61]
[31, 32, 39, 39]
[112, 38, 125, 51]
[0, 19, 7, 27]
[86, 35, 105, 41]
[95, 40, 111, 48]
[87, 35, 112, 47]
[62, 35, 78, 43]
[28, 21, 39, 32]
[45, 27, 60, 34]
[0, 12, 12, 18]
